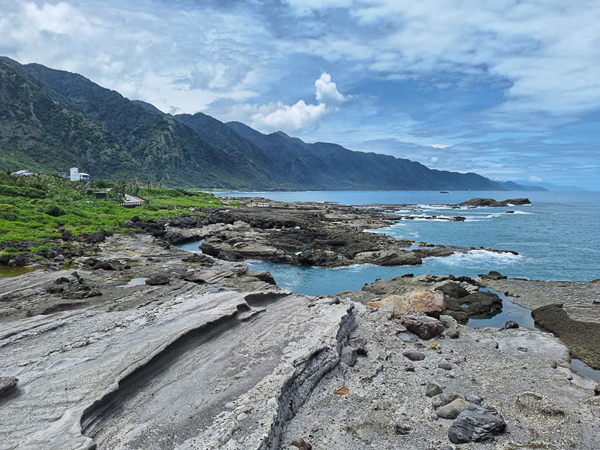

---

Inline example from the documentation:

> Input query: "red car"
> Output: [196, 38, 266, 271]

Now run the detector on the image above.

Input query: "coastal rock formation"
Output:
[366, 289, 445, 317]
[532, 304, 600, 369]
[347, 274, 503, 323]
[167, 201, 518, 268]
[459, 198, 532, 207]
[1, 234, 599, 449]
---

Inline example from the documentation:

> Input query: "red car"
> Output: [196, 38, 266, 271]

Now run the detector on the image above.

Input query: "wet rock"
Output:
[436, 398, 470, 419]
[0, 377, 18, 396]
[145, 274, 170, 286]
[426, 382, 443, 397]
[594, 384, 600, 396]
[436, 281, 469, 299]
[503, 320, 519, 329]
[341, 346, 358, 367]
[403, 351, 425, 362]
[445, 291, 503, 324]
[448, 406, 507, 444]
[532, 304, 600, 369]
[479, 270, 508, 280]
[438, 362, 453, 370]
[401, 313, 445, 340]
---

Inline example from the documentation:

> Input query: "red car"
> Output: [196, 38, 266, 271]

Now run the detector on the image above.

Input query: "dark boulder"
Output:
[403, 351, 426, 361]
[146, 274, 171, 286]
[436, 282, 469, 299]
[401, 313, 445, 340]
[448, 406, 506, 444]
[0, 377, 18, 396]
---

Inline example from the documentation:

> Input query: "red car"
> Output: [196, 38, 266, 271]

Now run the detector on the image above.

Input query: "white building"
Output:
[70, 167, 90, 182]
[12, 170, 34, 176]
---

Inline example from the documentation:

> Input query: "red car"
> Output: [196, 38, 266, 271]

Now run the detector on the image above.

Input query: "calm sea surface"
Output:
[216, 191, 600, 296]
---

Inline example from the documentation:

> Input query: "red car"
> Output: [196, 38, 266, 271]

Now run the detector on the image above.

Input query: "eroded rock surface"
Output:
[162, 200, 517, 268]
[1, 233, 599, 450]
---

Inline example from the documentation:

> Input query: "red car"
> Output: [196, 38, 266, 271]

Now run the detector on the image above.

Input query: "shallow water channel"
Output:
[176, 240, 600, 381]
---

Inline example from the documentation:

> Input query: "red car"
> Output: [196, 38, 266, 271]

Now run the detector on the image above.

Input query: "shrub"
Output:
[0, 204, 17, 220]
[44, 204, 66, 217]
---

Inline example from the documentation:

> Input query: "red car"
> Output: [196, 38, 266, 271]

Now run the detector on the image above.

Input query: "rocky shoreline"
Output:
[164, 198, 518, 268]
[1, 198, 599, 450]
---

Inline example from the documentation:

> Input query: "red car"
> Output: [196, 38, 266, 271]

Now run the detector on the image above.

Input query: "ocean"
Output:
[216, 191, 600, 296]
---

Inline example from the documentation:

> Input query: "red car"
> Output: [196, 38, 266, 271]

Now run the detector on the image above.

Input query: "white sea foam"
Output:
[429, 249, 524, 266]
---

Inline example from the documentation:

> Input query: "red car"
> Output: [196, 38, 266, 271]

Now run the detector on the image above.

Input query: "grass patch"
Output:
[0, 174, 223, 246]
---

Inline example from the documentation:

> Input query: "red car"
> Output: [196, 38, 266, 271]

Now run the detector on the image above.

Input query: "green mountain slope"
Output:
[0, 58, 136, 177]
[0, 56, 510, 190]
[226, 122, 505, 190]
[17, 60, 277, 188]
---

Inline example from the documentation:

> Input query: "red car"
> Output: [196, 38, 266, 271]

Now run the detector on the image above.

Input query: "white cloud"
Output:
[528, 175, 543, 182]
[429, 144, 449, 149]
[315, 72, 345, 104]
[430, 156, 439, 163]
[237, 101, 328, 132]
[224, 72, 345, 133]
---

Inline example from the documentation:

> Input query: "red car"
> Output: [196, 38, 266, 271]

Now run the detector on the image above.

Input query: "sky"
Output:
[1, 0, 599, 189]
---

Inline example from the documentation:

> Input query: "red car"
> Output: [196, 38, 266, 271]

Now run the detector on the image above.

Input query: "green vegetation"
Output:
[0, 173, 222, 246]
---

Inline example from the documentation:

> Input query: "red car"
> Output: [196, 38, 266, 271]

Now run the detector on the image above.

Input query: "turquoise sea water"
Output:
[216, 191, 600, 296]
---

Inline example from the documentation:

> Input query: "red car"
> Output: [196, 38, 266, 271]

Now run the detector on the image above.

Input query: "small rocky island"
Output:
[1, 198, 599, 450]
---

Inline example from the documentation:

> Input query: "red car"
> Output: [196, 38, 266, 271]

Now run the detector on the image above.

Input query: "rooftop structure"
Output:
[70, 167, 90, 182]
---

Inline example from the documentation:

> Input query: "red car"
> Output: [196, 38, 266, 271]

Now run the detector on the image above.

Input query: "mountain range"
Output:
[0, 56, 541, 191]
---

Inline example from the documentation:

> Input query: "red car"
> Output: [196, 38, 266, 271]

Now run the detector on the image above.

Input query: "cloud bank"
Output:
[0, 0, 598, 188]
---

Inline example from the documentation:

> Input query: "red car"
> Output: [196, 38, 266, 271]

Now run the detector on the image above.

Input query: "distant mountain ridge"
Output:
[0, 56, 532, 191]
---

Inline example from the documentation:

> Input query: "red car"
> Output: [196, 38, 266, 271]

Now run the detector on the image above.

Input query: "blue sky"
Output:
[1, 0, 599, 189]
